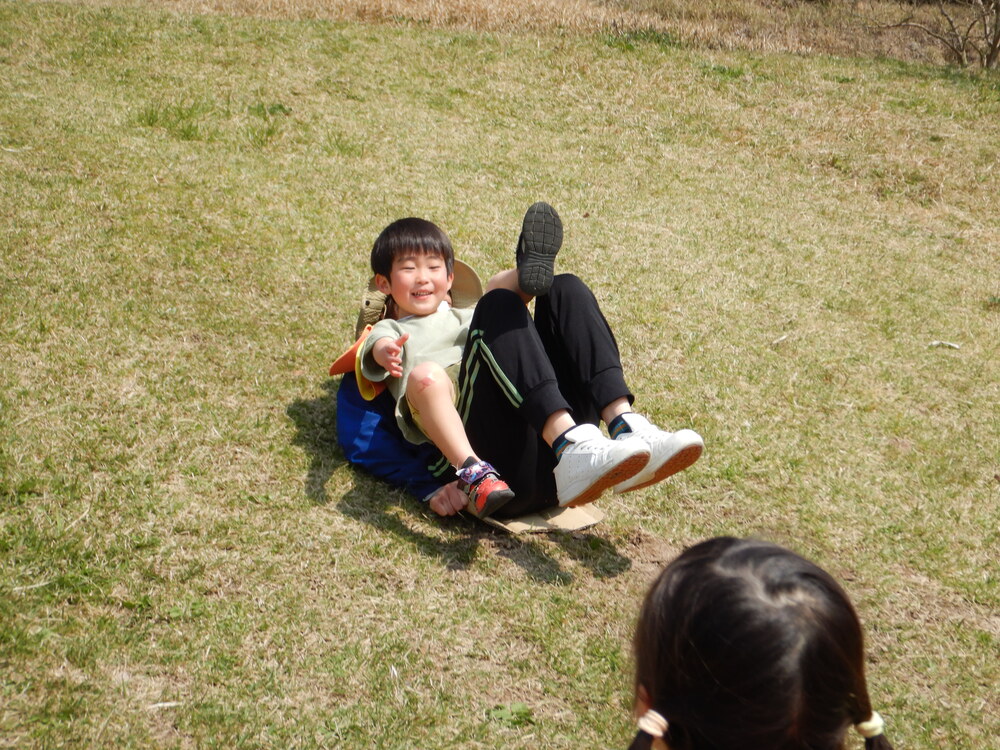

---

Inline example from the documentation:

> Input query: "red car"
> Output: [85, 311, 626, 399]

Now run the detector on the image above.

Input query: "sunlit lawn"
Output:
[1, 2, 998, 747]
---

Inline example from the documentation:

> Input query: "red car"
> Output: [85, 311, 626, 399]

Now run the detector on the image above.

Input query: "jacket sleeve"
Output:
[358, 319, 401, 384]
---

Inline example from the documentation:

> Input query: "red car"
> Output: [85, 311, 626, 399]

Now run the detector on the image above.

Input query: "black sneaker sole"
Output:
[467, 488, 515, 519]
[517, 202, 563, 297]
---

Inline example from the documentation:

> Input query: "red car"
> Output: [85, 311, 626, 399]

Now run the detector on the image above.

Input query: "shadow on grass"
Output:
[338, 484, 483, 570]
[285, 380, 346, 505]
[286, 380, 632, 582]
[551, 531, 632, 579]
[339, 486, 632, 583]
[491, 531, 632, 583]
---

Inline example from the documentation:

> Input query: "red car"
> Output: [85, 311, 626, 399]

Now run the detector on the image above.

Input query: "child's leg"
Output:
[484, 269, 532, 304]
[405, 361, 474, 468]
[405, 362, 514, 517]
[535, 274, 703, 492]
[458, 289, 648, 514]
[457, 292, 565, 514]
[533, 273, 634, 420]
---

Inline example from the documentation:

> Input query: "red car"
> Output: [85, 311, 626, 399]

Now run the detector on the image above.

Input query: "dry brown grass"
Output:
[55, 0, 960, 65]
[63, 0, 671, 33]
[629, 0, 956, 63]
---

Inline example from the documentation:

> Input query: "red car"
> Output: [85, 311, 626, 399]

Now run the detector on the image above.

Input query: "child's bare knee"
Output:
[408, 362, 446, 394]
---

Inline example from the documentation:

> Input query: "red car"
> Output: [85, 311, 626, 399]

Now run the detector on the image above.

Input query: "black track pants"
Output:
[454, 274, 633, 517]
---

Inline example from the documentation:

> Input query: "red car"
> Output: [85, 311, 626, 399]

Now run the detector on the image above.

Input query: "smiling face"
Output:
[375, 250, 454, 318]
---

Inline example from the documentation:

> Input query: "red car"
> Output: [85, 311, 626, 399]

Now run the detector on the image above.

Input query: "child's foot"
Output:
[516, 202, 563, 297]
[610, 413, 704, 494]
[553, 423, 650, 507]
[456, 459, 515, 518]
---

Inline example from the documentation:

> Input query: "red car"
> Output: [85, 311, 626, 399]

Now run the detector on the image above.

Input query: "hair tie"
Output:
[855, 711, 885, 738]
[637, 709, 668, 738]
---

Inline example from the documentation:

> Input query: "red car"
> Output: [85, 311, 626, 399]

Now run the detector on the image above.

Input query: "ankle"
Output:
[607, 414, 632, 439]
[551, 427, 576, 463]
[456, 459, 498, 487]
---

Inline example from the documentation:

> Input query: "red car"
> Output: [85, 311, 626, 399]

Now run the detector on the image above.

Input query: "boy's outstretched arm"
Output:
[427, 480, 468, 516]
[372, 332, 409, 378]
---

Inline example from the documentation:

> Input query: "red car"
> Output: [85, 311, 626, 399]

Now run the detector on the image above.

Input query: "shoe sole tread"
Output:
[563, 450, 649, 508]
[616, 443, 703, 494]
[518, 202, 562, 297]
[469, 488, 515, 518]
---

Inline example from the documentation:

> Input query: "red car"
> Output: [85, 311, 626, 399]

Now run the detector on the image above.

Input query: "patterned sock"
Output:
[552, 427, 575, 463]
[608, 414, 632, 439]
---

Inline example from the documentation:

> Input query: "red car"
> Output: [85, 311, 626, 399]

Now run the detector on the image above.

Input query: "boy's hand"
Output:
[428, 481, 468, 516]
[373, 333, 409, 377]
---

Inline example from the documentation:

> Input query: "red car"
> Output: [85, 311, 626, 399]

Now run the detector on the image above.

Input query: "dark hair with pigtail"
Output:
[630, 537, 895, 750]
[627, 731, 653, 750]
[626, 723, 659, 750]
[863, 732, 895, 750]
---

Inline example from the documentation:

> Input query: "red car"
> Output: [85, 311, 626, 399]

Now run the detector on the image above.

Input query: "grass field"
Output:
[1, 1, 998, 748]
[55, 0, 974, 66]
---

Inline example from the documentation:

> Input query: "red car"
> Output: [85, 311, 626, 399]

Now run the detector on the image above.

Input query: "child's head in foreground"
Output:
[631, 536, 893, 750]
[370, 218, 455, 319]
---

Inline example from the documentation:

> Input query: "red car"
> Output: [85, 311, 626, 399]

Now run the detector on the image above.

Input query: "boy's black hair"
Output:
[630, 537, 894, 750]
[370, 217, 455, 278]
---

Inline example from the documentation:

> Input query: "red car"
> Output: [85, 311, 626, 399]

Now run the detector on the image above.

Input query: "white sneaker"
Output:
[553, 423, 650, 507]
[612, 413, 704, 494]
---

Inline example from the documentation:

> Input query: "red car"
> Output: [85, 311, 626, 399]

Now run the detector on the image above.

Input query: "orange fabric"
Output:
[329, 326, 386, 398]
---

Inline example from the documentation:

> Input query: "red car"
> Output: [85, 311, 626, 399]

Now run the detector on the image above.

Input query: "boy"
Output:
[359, 216, 522, 518]
[358, 204, 703, 519]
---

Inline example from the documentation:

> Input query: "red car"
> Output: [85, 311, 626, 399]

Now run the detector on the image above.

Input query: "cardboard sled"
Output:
[476, 504, 605, 534]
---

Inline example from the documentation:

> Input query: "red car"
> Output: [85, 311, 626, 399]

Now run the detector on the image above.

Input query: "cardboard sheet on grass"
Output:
[477, 504, 604, 534]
